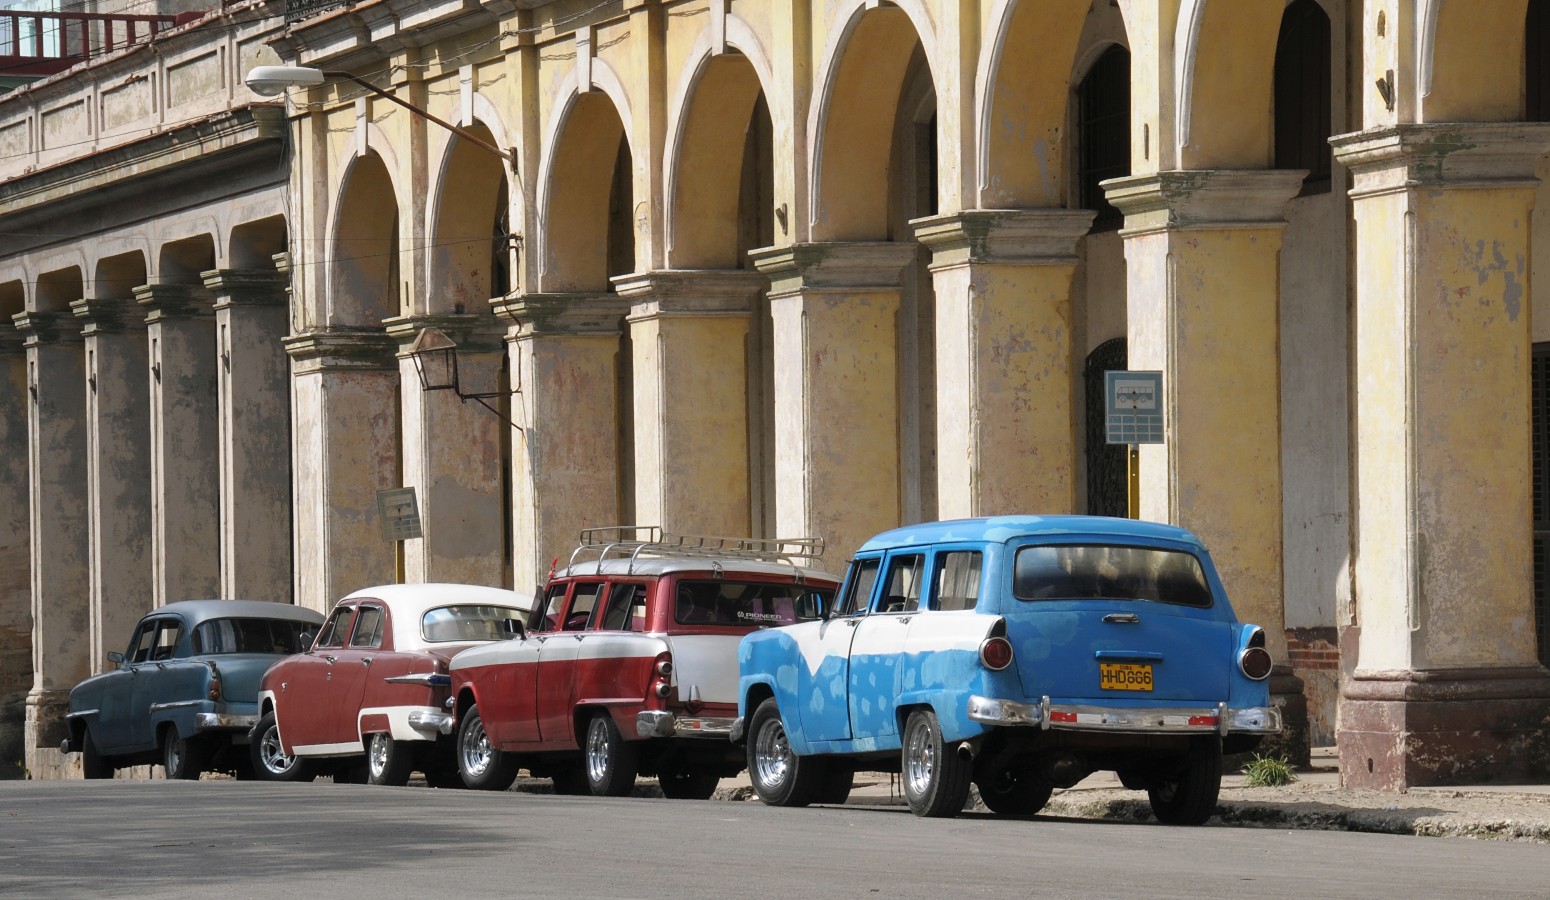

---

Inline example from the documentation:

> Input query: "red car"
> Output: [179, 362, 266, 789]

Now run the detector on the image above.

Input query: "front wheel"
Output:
[975, 768, 1053, 816]
[163, 731, 206, 781]
[746, 698, 823, 807]
[457, 704, 518, 791]
[366, 732, 414, 787]
[81, 728, 114, 780]
[658, 767, 718, 800]
[901, 710, 971, 818]
[249, 712, 317, 782]
[584, 714, 639, 797]
[1148, 737, 1223, 826]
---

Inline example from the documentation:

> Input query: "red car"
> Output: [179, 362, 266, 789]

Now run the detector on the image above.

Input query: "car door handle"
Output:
[1103, 613, 1140, 624]
[897, 616, 913, 625]
[362, 658, 372, 667]
[323, 656, 337, 664]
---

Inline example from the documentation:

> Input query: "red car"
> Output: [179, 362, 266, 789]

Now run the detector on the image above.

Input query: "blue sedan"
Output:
[62, 600, 324, 779]
[736, 516, 1281, 823]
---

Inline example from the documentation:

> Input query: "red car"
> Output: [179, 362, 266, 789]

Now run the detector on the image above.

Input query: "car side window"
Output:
[533, 584, 568, 633]
[127, 621, 158, 663]
[601, 583, 648, 632]
[150, 620, 184, 660]
[838, 558, 882, 616]
[879, 554, 925, 613]
[564, 583, 604, 631]
[314, 607, 354, 649]
[932, 551, 982, 611]
[349, 606, 385, 649]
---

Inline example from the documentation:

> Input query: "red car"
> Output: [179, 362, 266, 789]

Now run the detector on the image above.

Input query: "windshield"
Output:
[421, 605, 526, 642]
[674, 580, 831, 627]
[1012, 544, 1213, 608]
[193, 618, 315, 655]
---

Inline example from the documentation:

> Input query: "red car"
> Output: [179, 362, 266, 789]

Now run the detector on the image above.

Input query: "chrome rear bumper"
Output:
[967, 695, 1282, 735]
[636, 710, 736, 739]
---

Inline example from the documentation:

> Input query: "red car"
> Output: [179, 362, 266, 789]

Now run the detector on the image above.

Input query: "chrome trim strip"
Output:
[967, 695, 1282, 735]
[149, 700, 203, 713]
[194, 713, 257, 730]
[384, 673, 452, 686]
[64, 709, 98, 720]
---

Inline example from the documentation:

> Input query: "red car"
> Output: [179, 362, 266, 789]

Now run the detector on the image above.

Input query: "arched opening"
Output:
[158, 236, 215, 285]
[35, 267, 83, 312]
[1084, 338, 1128, 517]
[430, 124, 509, 313]
[230, 217, 288, 271]
[1077, 45, 1130, 231]
[1423, 0, 1530, 122]
[542, 93, 632, 293]
[331, 153, 400, 327]
[1274, 0, 1333, 194]
[1529, 0, 1550, 121]
[1176, 1, 1284, 167]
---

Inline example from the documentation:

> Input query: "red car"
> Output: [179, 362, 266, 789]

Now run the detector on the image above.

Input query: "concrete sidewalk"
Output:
[701, 748, 1550, 842]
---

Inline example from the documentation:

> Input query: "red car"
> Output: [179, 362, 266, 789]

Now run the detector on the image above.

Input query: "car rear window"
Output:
[674, 580, 832, 627]
[1012, 545, 1214, 608]
[422, 605, 526, 642]
[193, 618, 315, 655]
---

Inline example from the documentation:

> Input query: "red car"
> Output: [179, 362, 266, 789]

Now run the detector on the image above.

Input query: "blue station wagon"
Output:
[734, 516, 1281, 823]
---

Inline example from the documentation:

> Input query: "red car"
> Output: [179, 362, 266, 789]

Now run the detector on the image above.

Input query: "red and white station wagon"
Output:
[448, 529, 838, 798]
[253, 583, 532, 785]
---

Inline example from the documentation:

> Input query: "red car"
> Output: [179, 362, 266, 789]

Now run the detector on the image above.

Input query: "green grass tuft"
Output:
[1240, 753, 1298, 787]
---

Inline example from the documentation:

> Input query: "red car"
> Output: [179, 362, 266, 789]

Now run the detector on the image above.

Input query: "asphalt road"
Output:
[2, 780, 1546, 899]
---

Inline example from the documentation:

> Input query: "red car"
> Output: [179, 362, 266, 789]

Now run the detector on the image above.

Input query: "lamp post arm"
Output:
[329, 71, 511, 163]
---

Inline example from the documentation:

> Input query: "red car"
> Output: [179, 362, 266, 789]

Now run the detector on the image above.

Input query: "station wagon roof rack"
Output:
[568, 526, 825, 577]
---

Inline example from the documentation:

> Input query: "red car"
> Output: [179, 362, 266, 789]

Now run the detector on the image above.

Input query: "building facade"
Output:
[2, 0, 1548, 790]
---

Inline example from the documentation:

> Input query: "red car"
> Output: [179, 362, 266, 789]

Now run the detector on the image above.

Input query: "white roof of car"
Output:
[340, 583, 534, 650]
[553, 557, 837, 582]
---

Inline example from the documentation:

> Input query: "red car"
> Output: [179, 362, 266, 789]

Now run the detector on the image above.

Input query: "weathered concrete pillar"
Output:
[494, 296, 628, 591]
[285, 331, 400, 613]
[0, 325, 31, 779]
[613, 271, 763, 536]
[750, 243, 915, 560]
[1333, 124, 1550, 789]
[205, 269, 292, 602]
[70, 297, 151, 671]
[385, 314, 507, 587]
[1106, 170, 1308, 762]
[135, 284, 220, 605]
[913, 210, 1096, 518]
[13, 311, 90, 778]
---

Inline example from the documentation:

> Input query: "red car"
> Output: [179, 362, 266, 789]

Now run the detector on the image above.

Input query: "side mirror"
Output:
[299, 631, 317, 651]
[795, 592, 828, 621]
[502, 619, 526, 640]
[107, 651, 125, 667]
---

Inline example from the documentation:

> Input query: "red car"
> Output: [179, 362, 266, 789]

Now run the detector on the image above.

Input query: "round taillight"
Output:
[654, 681, 673, 699]
[655, 659, 673, 677]
[979, 636, 1014, 671]
[1239, 646, 1273, 681]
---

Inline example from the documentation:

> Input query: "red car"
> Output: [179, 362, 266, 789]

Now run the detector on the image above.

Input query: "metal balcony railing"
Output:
[284, 0, 349, 23]
[0, 10, 193, 77]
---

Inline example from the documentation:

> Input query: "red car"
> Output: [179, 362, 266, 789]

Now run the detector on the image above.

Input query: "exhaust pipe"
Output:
[956, 740, 979, 762]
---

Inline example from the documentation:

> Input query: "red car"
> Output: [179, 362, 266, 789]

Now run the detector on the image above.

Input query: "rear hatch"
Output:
[661, 634, 743, 704]
[1005, 542, 1233, 704]
[205, 653, 286, 704]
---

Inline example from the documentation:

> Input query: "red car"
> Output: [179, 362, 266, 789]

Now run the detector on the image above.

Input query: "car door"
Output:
[534, 580, 605, 745]
[278, 604, 356, 752]
[798, 557, 880, 743]
[92, 619, 158, 754]
[479, 584, 566, 747]
[325, 601, 384, 748]
[126, 616, 186, 751]
[847, 552, 924, 742]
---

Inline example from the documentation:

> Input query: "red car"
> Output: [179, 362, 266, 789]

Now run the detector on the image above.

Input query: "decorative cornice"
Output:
[203, 269, 289, 310]
[70, 298, 147, 336]
[135, 284, 215, 323]
[492, 294, 631, 337]
[383, 313, 507, 355]
[283, 328, 398, 371]
[11, 310, 84, 345]
[1331, 123, 1550, 199]
[1103, 170, 1306, 236]
[911, 210, 1096, 270]
[612, 270, 763, 322]
[748, 242, 918, 299]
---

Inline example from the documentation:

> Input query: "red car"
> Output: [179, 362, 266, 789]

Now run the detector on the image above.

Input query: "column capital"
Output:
[612, 270, 764, 322]
[911, 210, 1096, 269]
[12, 310, 84, 345]
[749, 242, 917, 298]
[492, 294, 631, 337]
[134, 283, 215, 322]
[70, 298, 146, 336]
[1103, 170, 1306, 235]
[283, 328, 397, 373]
[383, 313, 507, 356]
[1332, 123, 1550, 198]
[201, 269, 288, 310]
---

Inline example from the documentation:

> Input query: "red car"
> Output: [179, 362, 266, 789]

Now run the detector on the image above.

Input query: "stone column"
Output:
[1332, 124, 1550, 789]
[613, 271, 763, 536]
[135, 284, 220, 606]
[0, 324, 31, 779]
[13, 311, 90, 778]
[494, 295, 629, 592]
[1106, 170, 1308, 762]
[750, 243, 916, 560]
[913, 210, 1096, 517]
[385, 314, 507, 587]
[286, 331, 400, 613]
[70, 298, 152, 670]
[205, 270, 292, 602]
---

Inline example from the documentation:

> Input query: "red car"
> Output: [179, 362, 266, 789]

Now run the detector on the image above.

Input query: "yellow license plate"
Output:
[1100, 662, 1153, 692]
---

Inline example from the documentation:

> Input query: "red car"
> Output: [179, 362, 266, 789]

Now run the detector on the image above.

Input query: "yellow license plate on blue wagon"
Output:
[1100, 663, 1153, 692]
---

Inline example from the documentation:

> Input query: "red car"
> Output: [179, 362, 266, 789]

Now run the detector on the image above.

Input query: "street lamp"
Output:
[244, 65, 512, 163]
[407, 327, 522, 430]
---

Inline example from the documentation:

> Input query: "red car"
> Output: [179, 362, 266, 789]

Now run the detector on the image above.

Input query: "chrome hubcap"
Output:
[460, 717, 492, 778]
[369, 734, 389, 777]
[259, 725, 295, 775]
[166, 740, 181, 774]
[585, 719, 610, 783]
[904, 719, 934, 798]
[752, 718, 791, 790]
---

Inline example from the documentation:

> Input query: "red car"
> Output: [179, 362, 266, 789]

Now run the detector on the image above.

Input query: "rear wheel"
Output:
[816, 766, 853, 806]
[975, 768, 1053, 816]
[250, 711, 317, 782]
[81, 728, 114, 780]
[457, 705, 518, 791]
[746, 698, 822, 808]
[901, 710, 971, 818]
[658, 767, 719, 800]
[162, 731, 206, 781]
[366, 732, 414, 787]
[1148, 737, 1223, 826]
[584, 714, 639, 797]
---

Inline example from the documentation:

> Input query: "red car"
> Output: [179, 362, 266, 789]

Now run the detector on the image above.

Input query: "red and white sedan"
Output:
[252, 583, 532, 785]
